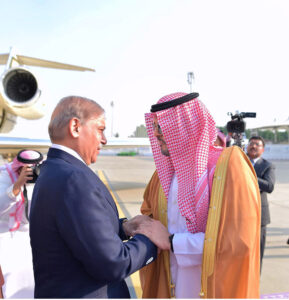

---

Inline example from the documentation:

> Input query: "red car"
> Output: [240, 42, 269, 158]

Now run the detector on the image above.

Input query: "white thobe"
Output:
[168, 174, 205, 298]
[0, 169, 34, 298]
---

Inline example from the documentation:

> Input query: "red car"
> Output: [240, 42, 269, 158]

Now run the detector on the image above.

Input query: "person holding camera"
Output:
[0, 149, 43, 298]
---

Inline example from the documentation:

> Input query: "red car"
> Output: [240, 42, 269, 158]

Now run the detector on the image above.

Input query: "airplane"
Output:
[0, 47, 94, 158]
[0, 47, 95, 133]
[0, 48, 151, 159]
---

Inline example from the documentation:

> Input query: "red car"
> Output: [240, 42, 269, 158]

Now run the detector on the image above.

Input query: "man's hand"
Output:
[12, 165, 33, 196]
[122, 215, 152, 237]
[133, 219, 171, 251]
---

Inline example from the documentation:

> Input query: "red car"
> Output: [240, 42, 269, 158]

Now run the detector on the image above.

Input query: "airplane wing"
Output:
[0, 136, 151, 157]
[0, 53, 95, 72]
[0, 136, 51, 156]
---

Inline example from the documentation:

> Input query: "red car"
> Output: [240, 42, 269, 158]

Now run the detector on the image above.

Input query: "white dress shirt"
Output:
[251, 156, 261, 166]
[51, 144, 86, 164]
[168, 173, 205, 298]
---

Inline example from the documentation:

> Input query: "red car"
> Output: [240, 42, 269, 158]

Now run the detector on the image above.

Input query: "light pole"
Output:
[110, 101, 114, 137]
[187, 72, 194, 93]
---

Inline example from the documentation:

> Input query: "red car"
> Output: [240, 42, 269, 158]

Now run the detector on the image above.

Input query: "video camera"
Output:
[226, 112, 256, 148]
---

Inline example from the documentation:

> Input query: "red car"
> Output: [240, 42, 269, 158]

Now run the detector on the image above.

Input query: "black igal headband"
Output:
[150, 93, 199, 113]
[17, 150, 43, 165]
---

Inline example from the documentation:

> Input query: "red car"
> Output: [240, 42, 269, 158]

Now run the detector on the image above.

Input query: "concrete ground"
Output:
[91, 156, 289, 297]
[259, 160, 289, 296]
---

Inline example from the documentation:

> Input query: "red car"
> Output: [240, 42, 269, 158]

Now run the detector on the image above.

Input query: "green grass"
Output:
[117, 151, 137, 156]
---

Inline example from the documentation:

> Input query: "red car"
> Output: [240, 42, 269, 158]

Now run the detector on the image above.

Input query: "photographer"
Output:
[0, 150, 43, 298]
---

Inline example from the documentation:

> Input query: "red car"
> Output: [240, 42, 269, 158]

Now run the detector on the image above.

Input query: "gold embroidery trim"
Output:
[158, 187, 174, 298]
[200, 147, 233, 298]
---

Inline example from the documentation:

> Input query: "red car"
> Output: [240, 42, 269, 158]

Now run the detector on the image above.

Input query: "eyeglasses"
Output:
[248, 141, 263, 147]
[152, 122, 163, 135]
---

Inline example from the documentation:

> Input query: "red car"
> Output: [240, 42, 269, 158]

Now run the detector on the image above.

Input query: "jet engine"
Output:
[0, 67, 45, 132]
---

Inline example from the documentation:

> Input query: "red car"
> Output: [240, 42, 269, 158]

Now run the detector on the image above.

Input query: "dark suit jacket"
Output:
[30, 148, 157, 298]
[253, 157, 275, 226]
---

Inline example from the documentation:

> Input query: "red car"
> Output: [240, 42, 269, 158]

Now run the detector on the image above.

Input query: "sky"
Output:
[1, 0, 289, 138]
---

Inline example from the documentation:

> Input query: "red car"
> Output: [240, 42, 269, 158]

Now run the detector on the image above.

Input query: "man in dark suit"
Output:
[247, 136, 275, 269]
[30, 96, 170, 298]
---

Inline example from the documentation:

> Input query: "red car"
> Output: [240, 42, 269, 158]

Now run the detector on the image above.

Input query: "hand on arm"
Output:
[12, 166, 33, 196]
[56, 172, 157, 282]
[122, 215, 152, 237]
[133, 218, 171, 250]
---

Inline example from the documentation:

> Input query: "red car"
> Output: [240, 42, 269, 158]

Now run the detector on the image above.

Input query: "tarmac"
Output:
[91, 155, 289, 298]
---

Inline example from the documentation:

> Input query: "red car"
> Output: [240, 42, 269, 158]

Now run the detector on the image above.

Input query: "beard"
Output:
[161, 147, 170, 157]
[157, 138, 170, 157]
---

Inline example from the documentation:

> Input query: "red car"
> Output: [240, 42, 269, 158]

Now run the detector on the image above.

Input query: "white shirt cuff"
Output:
[173, 232, 205, 267]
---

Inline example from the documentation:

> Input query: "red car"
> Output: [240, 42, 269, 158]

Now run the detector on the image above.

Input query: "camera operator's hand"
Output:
[12, 165, 33, 196]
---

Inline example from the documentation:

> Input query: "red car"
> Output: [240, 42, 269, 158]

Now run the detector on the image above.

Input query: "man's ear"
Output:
[69, 118, 81, 138]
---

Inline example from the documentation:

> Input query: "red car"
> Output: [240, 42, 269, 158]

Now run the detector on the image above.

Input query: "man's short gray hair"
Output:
[48, 96, 104, 142]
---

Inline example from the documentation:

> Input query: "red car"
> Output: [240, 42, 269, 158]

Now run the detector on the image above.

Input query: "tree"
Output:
[130, 124, 148, 137]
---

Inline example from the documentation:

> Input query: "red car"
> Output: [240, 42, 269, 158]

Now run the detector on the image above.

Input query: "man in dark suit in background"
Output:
[247, 136, 275, 270]
[30, 96, 170, 298]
